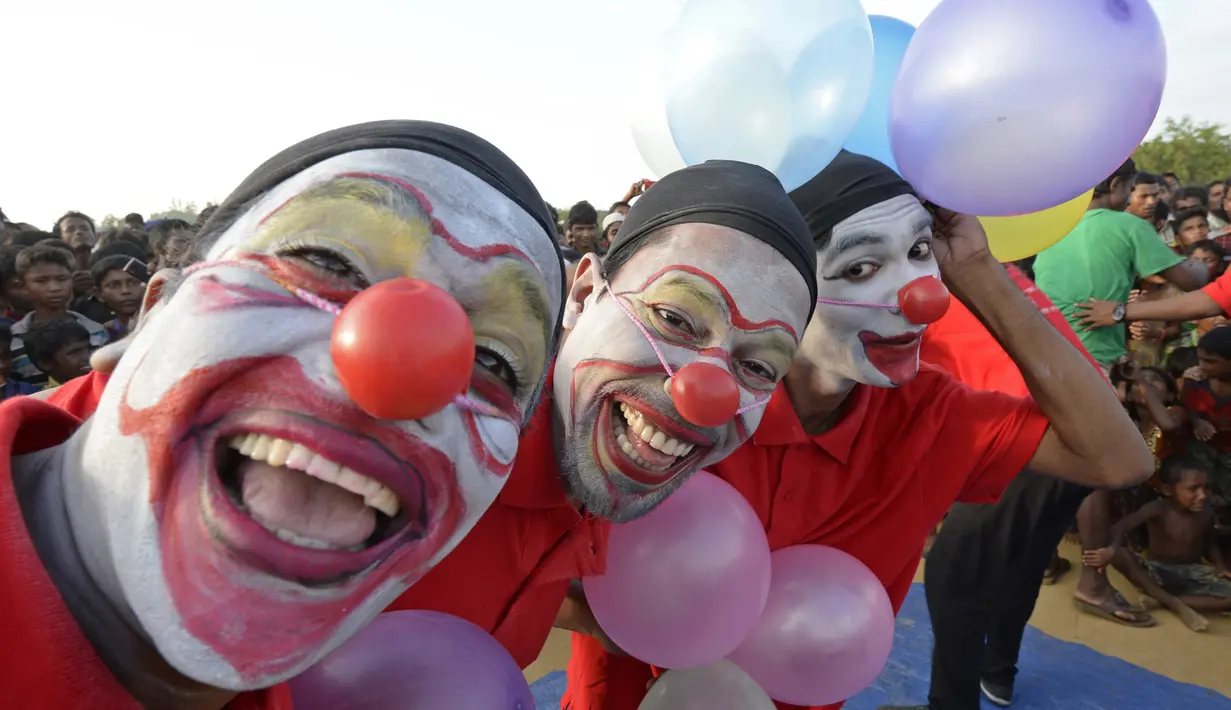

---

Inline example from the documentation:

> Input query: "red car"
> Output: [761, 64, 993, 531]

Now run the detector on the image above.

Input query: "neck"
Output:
[12, 425, 235, 710]
[32, 305, 68, 322]
[1088, 196, 1116, 211]
[116, 313, 134, 328]
[782, 360, 855, 435]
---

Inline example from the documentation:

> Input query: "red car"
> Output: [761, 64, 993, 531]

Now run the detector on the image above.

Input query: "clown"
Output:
[3, 121, 566, 708]
[563, 151, 1155, 710]
[383, 159, 819, 669]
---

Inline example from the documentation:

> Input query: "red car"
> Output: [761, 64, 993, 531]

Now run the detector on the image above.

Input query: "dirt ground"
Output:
[523, 540, 1231, 698]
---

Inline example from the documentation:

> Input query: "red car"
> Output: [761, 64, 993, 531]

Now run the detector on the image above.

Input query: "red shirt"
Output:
[1201, 266, 1231, 315]
[0, 394, 290, 709]
[921, 265, 1104, 395]
[563, 365, 1049, 710]
[384, 393, 609, 668]
[1181, 380, 1231, 452]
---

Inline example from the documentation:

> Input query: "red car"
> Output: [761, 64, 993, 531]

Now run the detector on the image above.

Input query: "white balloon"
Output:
[629, 38, 687, 179]
[639, 661, 776, 710]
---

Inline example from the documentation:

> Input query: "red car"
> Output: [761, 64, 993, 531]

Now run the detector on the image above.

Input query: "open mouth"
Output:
[200, 410, 432, 585]
[596, 395, 712, 487]
[860, 331, 921, 349]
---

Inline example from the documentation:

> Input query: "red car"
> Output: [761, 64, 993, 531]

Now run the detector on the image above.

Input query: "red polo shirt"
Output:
[563, 364, 1048, 710]
[920, 265, 1103, 395]
[1200, 266, 1231, 315]
[385, 392, 609, 668]
[0, 394, 290, 709]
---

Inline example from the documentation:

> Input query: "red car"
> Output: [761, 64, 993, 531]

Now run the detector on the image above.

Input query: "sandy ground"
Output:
[523, 540, 1231, 697]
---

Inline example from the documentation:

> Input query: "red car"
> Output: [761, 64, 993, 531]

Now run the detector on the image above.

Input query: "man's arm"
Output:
[1157, 259, 1210, 292]
[937, 216, 1153, 489]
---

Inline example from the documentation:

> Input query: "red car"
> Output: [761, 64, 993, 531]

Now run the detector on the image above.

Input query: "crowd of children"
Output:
[0, 210, 192, 396]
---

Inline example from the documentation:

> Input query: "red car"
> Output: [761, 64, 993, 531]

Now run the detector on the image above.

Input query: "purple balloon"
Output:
[582, 471, 771, 669]
[288, 611, 532, 710]
[890, 0, 1166, 216]
[728, 545, 894, 706]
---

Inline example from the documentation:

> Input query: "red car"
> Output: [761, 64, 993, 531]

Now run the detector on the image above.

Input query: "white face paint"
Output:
[802, 194, 937, 388]
[74, 148, 561, 689]
[552, 225, 811, 521]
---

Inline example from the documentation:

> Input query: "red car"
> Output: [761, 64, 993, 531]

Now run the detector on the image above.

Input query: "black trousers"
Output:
[923, 472, 1092, 710]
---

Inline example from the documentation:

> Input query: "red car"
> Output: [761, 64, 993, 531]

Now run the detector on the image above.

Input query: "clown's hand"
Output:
[928, 205, 994, 279]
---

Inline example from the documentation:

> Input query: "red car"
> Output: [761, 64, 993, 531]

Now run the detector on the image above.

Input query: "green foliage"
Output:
[150, 198, 200, 224]
[99, 214, 123, 229]
[1133, 117, 1231, 185]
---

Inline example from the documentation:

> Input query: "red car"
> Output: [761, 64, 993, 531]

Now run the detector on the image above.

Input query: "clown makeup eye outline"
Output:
[649, 304, 700, 342]
[276, 239, 372, 290]
[825, 232, 935, 283]
[473, 337, 525, 397]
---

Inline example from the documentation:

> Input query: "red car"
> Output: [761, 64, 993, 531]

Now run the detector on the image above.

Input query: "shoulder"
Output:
[68, 312, 106, 332]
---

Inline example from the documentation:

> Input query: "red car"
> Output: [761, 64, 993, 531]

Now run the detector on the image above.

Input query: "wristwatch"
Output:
[1112, 303, 1127, 323]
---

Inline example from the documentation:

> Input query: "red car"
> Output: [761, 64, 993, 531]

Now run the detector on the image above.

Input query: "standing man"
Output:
[562, 151, 1153, 710]
[1126, 172, 1162, 225]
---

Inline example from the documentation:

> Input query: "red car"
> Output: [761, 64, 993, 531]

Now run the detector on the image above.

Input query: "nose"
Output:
[668, 361, 740, 428]
[897, 276, 951, 325]
[331, 277, 475, 420]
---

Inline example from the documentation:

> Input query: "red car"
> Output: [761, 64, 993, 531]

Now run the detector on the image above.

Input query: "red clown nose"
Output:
[669, 361, 740, 428]
[331, 278, 475, 420]
[897, 276, 951, 325]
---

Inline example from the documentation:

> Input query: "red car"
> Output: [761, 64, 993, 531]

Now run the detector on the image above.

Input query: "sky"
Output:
[0, 0, 1223, 228]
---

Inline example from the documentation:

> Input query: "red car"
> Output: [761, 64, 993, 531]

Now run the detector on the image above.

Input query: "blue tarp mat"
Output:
[530, 583, 1231, 709]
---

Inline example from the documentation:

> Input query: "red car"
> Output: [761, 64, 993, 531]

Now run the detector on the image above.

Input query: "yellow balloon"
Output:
[979, 190, 1094, 263]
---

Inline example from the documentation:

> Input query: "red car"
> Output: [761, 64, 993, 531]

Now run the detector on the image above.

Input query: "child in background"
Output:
[1166, 346, 1200, 389]
[23, 317, 93, 388]
[91, 255, 148, 341]
[8, 245, 108, 385]
[1173, 207, 1211, 249]
[1084, 455, 1231, 632]
[1185, 239, 1227, 278]
[0, 323, 39, 399]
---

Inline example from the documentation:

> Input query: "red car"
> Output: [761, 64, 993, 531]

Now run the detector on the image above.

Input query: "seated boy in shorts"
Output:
[1084, 453, 1231, 631]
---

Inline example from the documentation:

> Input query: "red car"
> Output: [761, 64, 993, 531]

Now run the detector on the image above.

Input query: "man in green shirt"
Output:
[1034, 158, 1208, 368]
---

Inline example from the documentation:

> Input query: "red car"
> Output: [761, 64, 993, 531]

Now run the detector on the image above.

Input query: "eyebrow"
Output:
[830, 216, 933, 256]
[496, 265, 553, 337]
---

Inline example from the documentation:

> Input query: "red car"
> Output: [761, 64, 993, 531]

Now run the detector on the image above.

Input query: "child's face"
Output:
[23, 262, 72, 311]
[1165, 469, 1210, 511]
[1191, 247, 1222, 275]
[1197, 347, 1231, 380]
[2, 276, 31, 313]
[1136, 369, 1172, 404]
[1177, 216, 1210, 246]
[43, 337, 92, 383]
[99, 268, 145, 318]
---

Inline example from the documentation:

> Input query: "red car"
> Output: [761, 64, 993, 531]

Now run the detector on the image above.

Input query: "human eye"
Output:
[278, 245, 369, 288]
[737, 359, 776, 383]
[651, 306, 698, 339]
[909, 238, 933, 261]
[474, 338, 526, 397]
[843, 261, 881, 280]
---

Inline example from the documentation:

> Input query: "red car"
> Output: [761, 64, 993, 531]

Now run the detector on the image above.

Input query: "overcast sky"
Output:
[0, 0, 1219, 227]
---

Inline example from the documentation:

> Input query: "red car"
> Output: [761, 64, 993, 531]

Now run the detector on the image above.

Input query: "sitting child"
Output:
[0, 323, 38, 400]
[1084, 454, 1231, 632]
[22, 316, 93, 389]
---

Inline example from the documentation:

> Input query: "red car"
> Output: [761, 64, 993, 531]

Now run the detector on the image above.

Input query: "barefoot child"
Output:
[1084, 454, 1231, 632]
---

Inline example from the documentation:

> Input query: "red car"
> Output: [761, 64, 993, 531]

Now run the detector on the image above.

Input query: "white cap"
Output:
[602, 212, 625, 231]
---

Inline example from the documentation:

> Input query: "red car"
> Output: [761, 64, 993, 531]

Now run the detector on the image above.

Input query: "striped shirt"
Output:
[9, 311, 108, 386]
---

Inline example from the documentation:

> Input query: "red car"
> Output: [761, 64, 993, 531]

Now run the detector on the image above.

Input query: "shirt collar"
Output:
[498, 378, 571, 510]
[751, 381, 872, 464]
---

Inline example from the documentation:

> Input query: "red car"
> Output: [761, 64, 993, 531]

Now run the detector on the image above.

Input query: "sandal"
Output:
[1072, 591, 1157, 627]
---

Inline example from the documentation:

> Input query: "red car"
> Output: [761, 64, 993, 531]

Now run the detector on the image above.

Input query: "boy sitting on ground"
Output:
[8, 245, 107, 385]
[22, 316, 93, 389]
[1084, 454, 1231, 632]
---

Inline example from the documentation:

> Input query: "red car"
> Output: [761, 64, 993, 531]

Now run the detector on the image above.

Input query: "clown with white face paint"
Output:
[1, 121, 564, 708]
[563, 151, 1156, 710]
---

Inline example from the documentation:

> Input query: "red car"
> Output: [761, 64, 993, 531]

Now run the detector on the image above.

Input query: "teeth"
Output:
[226, 433, 401, 519]
[613, 402, 696, 471]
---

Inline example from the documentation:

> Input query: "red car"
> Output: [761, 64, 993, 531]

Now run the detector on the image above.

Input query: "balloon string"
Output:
[604, 284, 768, 416]
[815, 297, 898, 309]
[183, 259, 510, 422]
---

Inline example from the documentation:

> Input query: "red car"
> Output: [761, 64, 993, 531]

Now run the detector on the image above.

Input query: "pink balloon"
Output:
[728, 545, 894, 706]
[582, 471, 771, 669]
[288, 611, 532, 710]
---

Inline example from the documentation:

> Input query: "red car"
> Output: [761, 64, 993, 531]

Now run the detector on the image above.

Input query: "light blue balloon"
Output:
[775, 15, 874, 192]
[843, 16, 916, 173]
[666, 33, 793, 172]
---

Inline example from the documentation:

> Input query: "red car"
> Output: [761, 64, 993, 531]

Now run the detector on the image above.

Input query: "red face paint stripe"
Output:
[336, 172, 535, 266]
[568, 360, 664, 424]
[626, 265, 798, 338]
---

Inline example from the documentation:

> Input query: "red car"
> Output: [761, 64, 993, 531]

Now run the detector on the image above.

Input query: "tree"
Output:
[99, 214, 123, 229]
[150, 198, 200, 224]
[1133, 117, 1231, 185]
